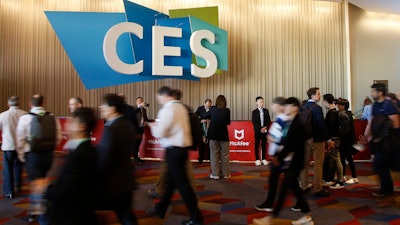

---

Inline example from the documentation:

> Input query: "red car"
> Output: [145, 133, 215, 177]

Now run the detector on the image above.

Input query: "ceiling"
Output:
[347, 0, 400, 15]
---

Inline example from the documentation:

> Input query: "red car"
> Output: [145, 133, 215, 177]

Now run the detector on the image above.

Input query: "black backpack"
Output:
[299, 104, 316, 139]
[187, 111, 202, 151]
[338, 111, 350, 136]
[28, 112, 57, 152]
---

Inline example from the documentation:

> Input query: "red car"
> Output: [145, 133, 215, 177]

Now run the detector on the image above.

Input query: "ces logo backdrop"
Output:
[45, 0, 228, 89]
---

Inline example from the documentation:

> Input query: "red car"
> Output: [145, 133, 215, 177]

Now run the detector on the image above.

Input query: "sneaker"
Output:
[223, 175, 231, 179]
[147, 189, 161, 198]
[209, 175, 220, 179]
[323, 181, 334, 186]
[262, 159, 268, 165]
[181, 219, 203, 225]
[291, 204, 301, 212]
[329, 182, 345, 189]
[253, 216, 272, 225]
[28, 215, 37, 223]
[291, 215, 313, 225]
[254, 204, 273, 212]
[372, 192, 392, 197]
[255, 160, 261, 166]
[345, 178, 359, 184]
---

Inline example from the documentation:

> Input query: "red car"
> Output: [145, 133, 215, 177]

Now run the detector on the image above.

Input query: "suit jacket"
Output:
[195, 106, 208, 119]
[135, 106, 148, 134]
[205, 106, 231, 141]
[276, 115, 307, 171]
[303, 101, 329, 142]
[46, 140, 97, 225]
[122, 103, 140, 132]
[252, 108, 271, 135]
[97, 117, 136, 196]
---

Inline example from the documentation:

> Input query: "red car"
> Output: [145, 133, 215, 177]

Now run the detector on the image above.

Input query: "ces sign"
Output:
[45, 0, 228, 89]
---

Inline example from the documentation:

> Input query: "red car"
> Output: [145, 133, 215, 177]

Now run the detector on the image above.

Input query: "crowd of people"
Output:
[0, 83, 399, 225]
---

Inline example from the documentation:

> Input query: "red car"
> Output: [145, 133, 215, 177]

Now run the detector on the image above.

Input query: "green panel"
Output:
[169, 6, 218, 27]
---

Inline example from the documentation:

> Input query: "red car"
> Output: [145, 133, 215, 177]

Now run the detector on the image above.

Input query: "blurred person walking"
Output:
[148, 86, 203, 225]
[97, 94, 138, 225]
[16, 94, 62, 222]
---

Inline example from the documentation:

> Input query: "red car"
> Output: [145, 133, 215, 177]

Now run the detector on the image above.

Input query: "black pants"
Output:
[97, 192, 138, 225]
[373, 150, 394, 195]
[273, 168, 310, 216]
[156, 147, 203, 223]
[254, 133, 267, 160]
[132, 136, 142, 159]
[340, 149, 357, 178]
[262, 164, 283, 207]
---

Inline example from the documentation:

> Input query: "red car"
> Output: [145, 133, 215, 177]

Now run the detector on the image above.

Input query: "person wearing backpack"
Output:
[147, 89, 196, 199]
[299, 87, 331, 197]
[364, 83, 400, 197]
[148, 87, 203, 225]
[16, 94, 62, 223]
[322, 94, 345, 189]
[337, 99, 359, 184]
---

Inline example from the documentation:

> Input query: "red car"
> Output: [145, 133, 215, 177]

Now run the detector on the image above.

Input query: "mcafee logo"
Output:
[234, 129, 245, 140]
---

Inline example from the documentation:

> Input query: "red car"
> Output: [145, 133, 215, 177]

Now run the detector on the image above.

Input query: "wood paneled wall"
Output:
[0, 0, 347, 119]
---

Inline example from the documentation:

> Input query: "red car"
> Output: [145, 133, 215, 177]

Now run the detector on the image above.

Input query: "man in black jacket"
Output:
[195, 98, 212, 164]
[133, 97, 148, 164]
[323, 94, 344, 189]
[97, 94, 138, 225]
[252, 96, 271, 166]
[253, 97, 312, 225]
[299, 87, 332, 197]
[44, 107, 98, 225]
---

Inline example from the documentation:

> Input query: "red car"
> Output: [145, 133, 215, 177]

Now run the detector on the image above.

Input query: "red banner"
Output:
[352, 120, 371, 160]
[227, 121, 256, 161]
[55, 118, 371, 161]
[56, 117, 103, 151]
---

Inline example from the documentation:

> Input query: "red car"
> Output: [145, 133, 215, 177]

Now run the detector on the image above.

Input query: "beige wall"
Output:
[349, 4, 400, 117]
[0, 0, 347, 119]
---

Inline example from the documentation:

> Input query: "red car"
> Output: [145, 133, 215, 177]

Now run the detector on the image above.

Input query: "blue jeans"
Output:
[25, 151, 53, 181]
[2, 150, 23, 195]
[25, 151, 53, 220]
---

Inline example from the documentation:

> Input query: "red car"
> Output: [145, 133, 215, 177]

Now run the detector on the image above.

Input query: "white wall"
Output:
[349, 4, 400, 117]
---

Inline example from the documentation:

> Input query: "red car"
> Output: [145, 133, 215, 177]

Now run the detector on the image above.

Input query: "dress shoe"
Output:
[181, 219, 203, 225]
[145, 207, 164, 218]
[134, 158, 143, 164]
[313, 190, 330, 197]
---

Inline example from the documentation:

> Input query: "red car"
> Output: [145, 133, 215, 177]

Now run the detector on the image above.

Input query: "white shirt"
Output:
[0, 106, 27, 151]
[150, 100, 192, 148]
[258, 107, 264, 127]
[16, 107, 62, 161]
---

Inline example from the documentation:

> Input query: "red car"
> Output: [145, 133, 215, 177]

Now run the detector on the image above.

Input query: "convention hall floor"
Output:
[1, 153, 400, 225]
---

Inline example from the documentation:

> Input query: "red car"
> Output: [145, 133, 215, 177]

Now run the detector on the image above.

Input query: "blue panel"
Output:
[156, 17, 192, 75]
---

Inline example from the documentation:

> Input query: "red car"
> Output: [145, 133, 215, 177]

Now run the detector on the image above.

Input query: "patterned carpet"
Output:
[1, 153, 400, 225]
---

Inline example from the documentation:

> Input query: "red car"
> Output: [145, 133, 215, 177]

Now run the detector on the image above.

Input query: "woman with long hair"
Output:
[205, 95, 231, 179]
